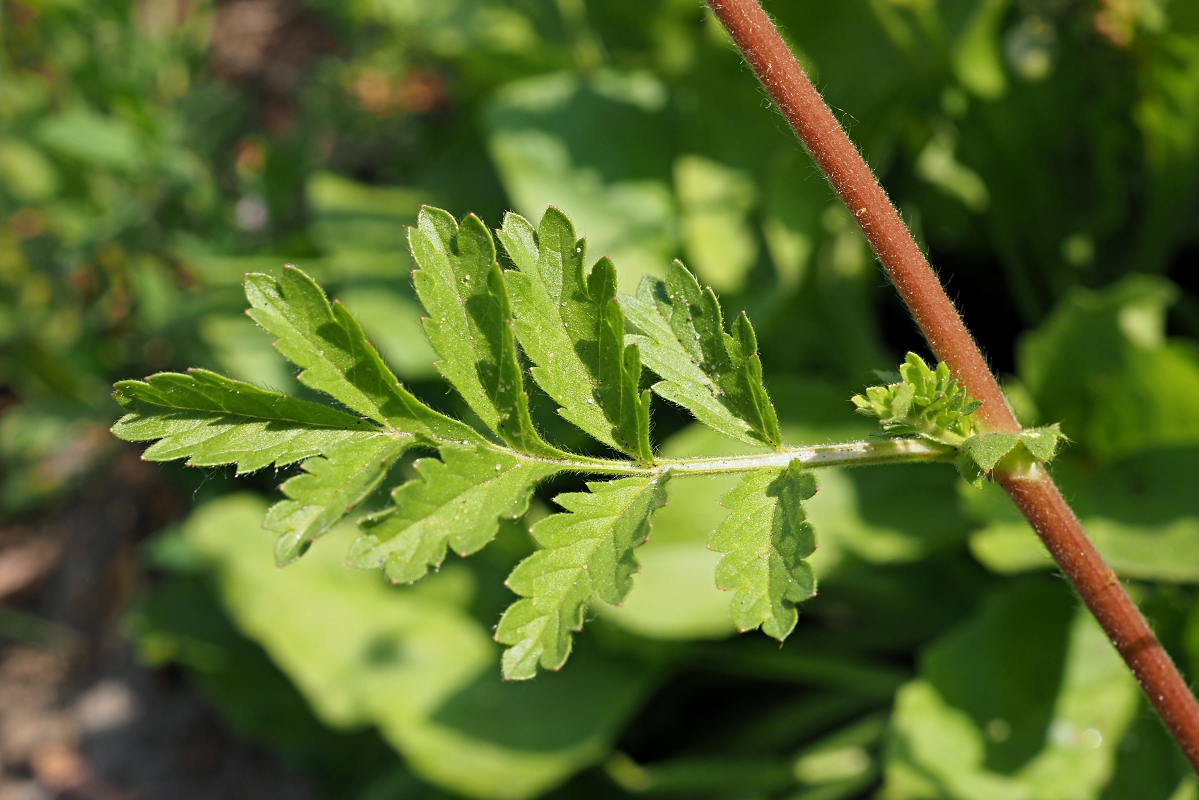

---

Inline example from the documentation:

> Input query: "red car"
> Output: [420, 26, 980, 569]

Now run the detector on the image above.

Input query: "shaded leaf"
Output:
[622, 278, 759, 446]
[635, 260, 782, 448]
[1019, 276, 1199, 460]
[882, 581, 1138, 799]
[483, 71, 677, 285]
[966, 447, 1199, 582]
[674, 155, 759, 294]
[171, 495, 649, 799]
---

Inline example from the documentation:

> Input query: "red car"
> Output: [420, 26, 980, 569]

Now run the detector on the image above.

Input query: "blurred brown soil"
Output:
[0, 452, 318, 800]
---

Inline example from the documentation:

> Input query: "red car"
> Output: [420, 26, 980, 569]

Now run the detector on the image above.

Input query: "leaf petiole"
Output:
[500, 437, 957, 478]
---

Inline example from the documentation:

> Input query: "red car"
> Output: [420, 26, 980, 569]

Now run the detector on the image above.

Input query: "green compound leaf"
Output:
[852, 352, 981, 446]
[108, 205, 855, 683]
[628, 260, 782, 449]
[267, 434, 412, 566]
[622, 277, 759, 446]
[245, 265, 482, 444]
[348, 444, 557, 584]
[410, 208, 556, 455]
[112, 369, 379, 473]
[498, 208, 653, 463]
[496, 473, 671, 680]
[709, 460, 817, 640]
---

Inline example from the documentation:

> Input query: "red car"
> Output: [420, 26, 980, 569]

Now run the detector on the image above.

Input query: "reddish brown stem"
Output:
[705, 0, 1199, 771]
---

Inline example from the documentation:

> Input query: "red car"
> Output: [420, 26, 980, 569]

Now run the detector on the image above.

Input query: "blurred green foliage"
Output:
[6, 0, 1199, 797]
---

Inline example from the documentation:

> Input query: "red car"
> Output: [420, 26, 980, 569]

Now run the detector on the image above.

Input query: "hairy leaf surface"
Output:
[496, 474, 670, 680]
[112, 369, 379, 473]
[348, 444, 556, 584]
[267, 434, 411, 566]
[710, 461, 817, 640]
[498, 209, 653, 462]
[245, 266, 481, 443]
[410, 208, 553, 454]
[622, 277, 758, 445]
[628, 261, 781, 448]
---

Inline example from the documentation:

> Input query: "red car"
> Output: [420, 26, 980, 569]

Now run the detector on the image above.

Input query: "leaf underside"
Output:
[958, 424, 1067, 475]
[496, 473, 670, 679]
[709, 460, 818, 640]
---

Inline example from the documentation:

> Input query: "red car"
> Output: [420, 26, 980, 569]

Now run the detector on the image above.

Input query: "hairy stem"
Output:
[705, 0, 1199, 770]
[538, 438, 956, 477]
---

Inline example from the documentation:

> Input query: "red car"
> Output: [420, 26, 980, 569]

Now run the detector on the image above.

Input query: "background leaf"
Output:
[882, 580, 1139, 799]
[166, 495, 651, 800]
[966, 449, 1199, 582]
[13, 0, 1199, 795]
[485, 72, 676, 289]
[1019, 277, 1199, 461]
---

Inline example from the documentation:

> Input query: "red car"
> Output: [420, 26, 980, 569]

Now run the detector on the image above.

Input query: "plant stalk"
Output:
[704, 0, 1199, 770]
[525, 438, 956, 477]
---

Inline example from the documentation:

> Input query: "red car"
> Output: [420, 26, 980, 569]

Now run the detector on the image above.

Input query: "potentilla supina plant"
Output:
[111, 206, 1061, 680]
